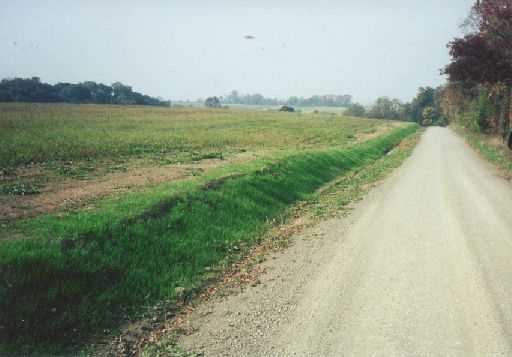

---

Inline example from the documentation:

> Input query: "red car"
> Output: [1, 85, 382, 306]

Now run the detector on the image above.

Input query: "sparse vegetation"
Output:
[0, 103, 392, 171]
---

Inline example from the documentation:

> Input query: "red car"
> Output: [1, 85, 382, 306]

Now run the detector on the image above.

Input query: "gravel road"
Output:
[178, 127, 512, 356]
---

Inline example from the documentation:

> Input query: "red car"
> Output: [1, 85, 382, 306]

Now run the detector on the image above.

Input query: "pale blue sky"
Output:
[1, 0, 474, 103]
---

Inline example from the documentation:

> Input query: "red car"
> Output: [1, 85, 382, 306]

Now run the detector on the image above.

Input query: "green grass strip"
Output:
[0, 124, 418, 352]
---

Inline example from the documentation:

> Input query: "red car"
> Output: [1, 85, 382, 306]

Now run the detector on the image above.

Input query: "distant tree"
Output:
[83, 81, 112, 104]
[226, 90, 240, 104]
[401, 102, 413, 120]
[408, 87, 443, 123]
[365, 97, 413, 121]
[286, 94, 352, 107]
[421, 107, 435, 126]
[58, 84, 92, 103]
[0, 77, 58, 102]
[410, 88, 429, 121]
[345, 103, 366, 117]
[0, 77, 168, 106]
[205, 96, 221, 108]
[222, 90, 352, 107]
[111, 82, 136, 105]
[245, 93, 267, 105]
[287, 96, 299, 106]
[0, 88, 10, 101]
[368, 97, 399, 119]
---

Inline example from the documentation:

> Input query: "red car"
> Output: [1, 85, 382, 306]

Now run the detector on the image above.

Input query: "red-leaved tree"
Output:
[476, 0, 512, 57]
[445, 34, 511, 85]
[445, 0, 512, 140]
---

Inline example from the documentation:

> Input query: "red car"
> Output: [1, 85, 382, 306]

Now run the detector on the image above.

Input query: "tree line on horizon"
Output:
[0, 77, 170, 106]
[344, 87, 447, 126]
[221, 90, 353, 107]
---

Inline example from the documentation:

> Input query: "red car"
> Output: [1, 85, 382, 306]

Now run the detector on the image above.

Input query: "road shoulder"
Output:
[139, 130, 423, 357]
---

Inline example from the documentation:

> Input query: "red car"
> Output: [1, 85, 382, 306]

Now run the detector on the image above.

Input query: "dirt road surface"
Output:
[178, 127, 512, 356]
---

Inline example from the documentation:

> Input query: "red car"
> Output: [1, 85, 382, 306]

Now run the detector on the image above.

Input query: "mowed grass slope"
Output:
[0, 103, 383, 170]
[0, 103, 417, 354]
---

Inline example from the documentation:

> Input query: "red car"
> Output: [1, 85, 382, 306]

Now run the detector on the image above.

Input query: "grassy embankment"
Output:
[453, 125, 512, 175]
[141, 129, 424, 357]
[0, 104, 417, 354]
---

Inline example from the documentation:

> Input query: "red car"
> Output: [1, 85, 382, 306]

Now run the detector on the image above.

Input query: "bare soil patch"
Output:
[0, 152, 260, 223]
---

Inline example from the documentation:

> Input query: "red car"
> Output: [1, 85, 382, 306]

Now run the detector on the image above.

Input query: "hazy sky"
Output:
[1, 0, 474, 103]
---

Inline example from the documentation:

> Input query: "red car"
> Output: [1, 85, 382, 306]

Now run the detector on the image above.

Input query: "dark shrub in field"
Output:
[279, 105, 295, 112]
[204, 96, 221, 108]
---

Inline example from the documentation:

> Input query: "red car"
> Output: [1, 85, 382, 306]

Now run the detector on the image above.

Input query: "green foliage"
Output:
[0, 125, 417, 352]
[421, 106, 435, 126]
[434, 116, 449, 127]
[453, 87, 498, 133]
[224, 90, 352, 107]
[345, 103, 366, 117]
[409, 87, 442, 124]
[475, 89, 497, 131]
[0, 77, 170, 106]
[367, 97, 406, 120]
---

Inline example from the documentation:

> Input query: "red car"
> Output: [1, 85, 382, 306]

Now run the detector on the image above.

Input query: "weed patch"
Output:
[0, 181, 42, 196]
[191, 152, 223, 161]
